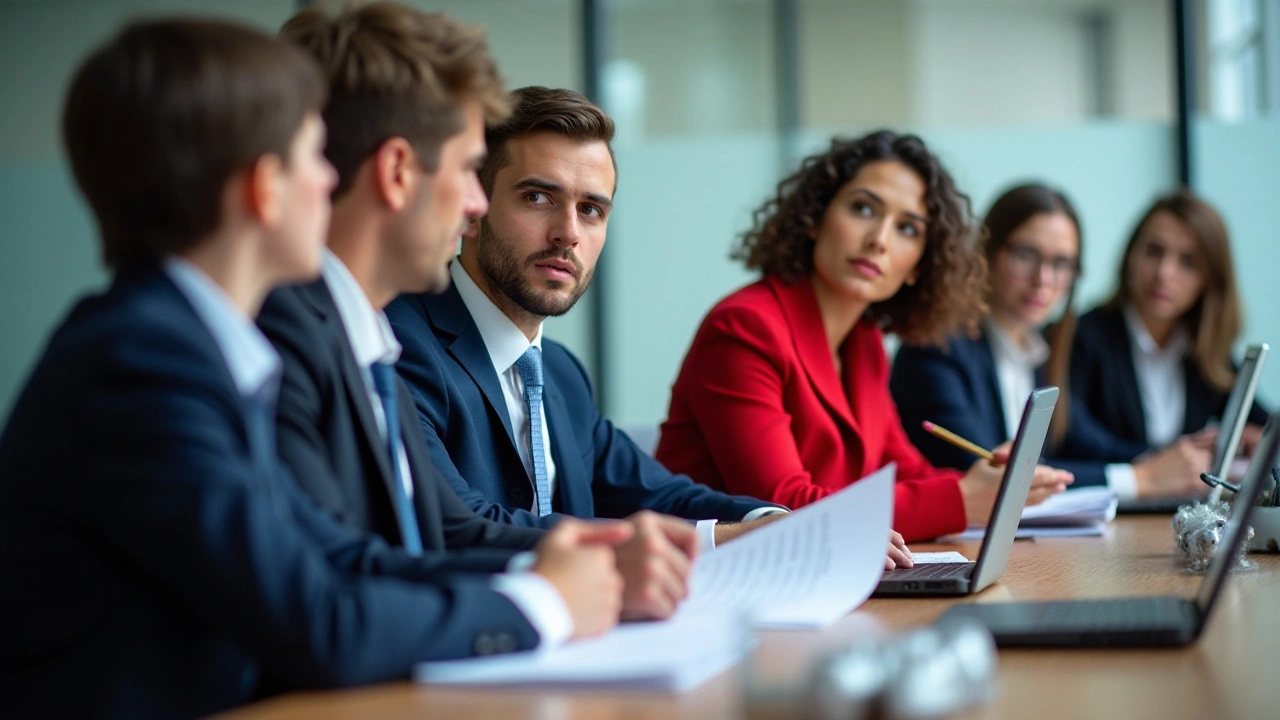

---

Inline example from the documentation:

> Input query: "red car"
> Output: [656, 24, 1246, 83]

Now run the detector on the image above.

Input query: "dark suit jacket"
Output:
[1071, 305, 1268, 448]
[385, 283, 769, 528]
[0, 268, 537, 719]
[653, 275, 966, 543]
[890, 329, 1149, 488]
[258, 279, 542, 558]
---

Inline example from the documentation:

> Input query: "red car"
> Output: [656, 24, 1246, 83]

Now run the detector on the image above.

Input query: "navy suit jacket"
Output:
[385, 283, 770, 528]
[890, 329, 1149, 488]
[258, 279, 542, 557]
[0, 268, 536, 719]
[1071, 305, 1268, 448]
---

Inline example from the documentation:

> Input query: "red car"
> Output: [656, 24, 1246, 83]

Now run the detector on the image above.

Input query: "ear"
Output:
[373, 137, 419, 211]
[244, 153, 285, 227]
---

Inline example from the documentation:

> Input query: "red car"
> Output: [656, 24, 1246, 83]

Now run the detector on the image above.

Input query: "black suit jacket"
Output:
[258, 279, 543, 557]
[891, 329, 1149, 488]
[1071, 305, 1268, 448]
[385, 283, 771, 528]
[0, 268, 537, 719]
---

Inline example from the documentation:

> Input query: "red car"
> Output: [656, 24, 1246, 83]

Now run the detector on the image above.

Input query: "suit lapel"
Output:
[542, 382, 593, 517]
[395, 377, 445, 548]
[421, 286, 520, 451]
[1182, 357, 1216, 433]
[767, 275, 858, 433]
[299, 281, 397, 493]
[1106, 308, 1149, 442]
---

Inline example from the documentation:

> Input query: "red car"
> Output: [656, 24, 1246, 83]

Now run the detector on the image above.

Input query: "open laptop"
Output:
[938, 411, 1280, 648]
[873, 387, 1059, 597]
[1118, 342, 1268, 514]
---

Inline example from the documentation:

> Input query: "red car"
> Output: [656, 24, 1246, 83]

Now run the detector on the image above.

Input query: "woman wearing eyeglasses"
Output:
[892, 183, 1216, 500]
[1070, 189, 1268, 467]
[654, 134, 1072, 546]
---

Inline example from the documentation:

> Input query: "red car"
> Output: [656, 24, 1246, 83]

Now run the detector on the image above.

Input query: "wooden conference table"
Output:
[214, 516, 1280, 720]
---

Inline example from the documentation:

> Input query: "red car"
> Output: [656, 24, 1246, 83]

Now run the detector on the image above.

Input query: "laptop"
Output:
[873, 387, 1059, 597]
[938, 411, 1280, 648]
[1118, 342, 1269, 514]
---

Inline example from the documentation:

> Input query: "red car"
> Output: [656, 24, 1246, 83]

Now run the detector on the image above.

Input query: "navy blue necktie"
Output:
[368, 361, 424, 555]
[514, 346, 552, 515]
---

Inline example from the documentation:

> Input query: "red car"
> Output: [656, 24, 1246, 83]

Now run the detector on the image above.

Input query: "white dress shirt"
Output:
[985, 318, 1138, 499]
[451, 262, 781, 551]
[1124, 304, 1190, 448]
[318, 251, 570, 650]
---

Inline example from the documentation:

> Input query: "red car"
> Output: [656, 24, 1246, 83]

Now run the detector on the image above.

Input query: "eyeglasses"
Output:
[1003, 244, 1080, 284]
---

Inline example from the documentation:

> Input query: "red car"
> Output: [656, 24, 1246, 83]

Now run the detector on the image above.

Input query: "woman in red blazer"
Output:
[656, 131, 1072, 543]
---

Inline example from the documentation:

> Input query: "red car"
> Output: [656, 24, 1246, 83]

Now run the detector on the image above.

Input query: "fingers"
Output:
[650, 512, 700, 562]
[886, 535, 913, 569]
[989, 441, 1013, 467]
[616, 513, 695, 620]
[557, 518, 634, 547]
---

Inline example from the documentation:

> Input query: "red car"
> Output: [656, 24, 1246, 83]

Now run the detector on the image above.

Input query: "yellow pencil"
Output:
[921, 421, 1000, 464]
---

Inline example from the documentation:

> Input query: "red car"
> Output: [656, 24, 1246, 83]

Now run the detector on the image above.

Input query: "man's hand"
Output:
[531, 518, 631, 640]
[614, 511, 698, 621]
[712, 512, 786, 545]
[885, 530, 912, 570]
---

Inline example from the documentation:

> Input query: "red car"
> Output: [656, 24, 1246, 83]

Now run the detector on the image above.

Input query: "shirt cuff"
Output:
[1106, 463, 1138, 500]
[743, 506, 788, 521]
[505, 550, 538, 573]
[489, 571, 573, 651]
[696, 519, 718, 553]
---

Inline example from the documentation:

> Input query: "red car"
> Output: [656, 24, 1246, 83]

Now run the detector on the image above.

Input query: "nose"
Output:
[550, 206, 582, 248]
[1033, 259, 1055, 288]
[864, 219, 891, 252]
[463, 171, 488, 221]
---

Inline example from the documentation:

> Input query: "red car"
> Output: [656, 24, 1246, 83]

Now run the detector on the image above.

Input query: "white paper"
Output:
[909, 551, 969, 564]
[1019, 486, 1118, 527]
[414, 611, 751, 692]
[674, 464, 895, 629]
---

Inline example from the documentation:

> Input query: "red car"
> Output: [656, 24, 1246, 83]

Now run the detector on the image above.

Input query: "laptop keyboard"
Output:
[1032, 598, 1187, 629]
[888, 562, 974, 581]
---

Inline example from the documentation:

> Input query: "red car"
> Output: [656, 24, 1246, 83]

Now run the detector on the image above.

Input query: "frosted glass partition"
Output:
[1194, 118, 1280, 406]
[602, 122, 1177, 427]
[602, 134, 782, 426]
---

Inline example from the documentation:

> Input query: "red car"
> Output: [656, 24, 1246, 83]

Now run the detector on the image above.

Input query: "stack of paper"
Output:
[953, 486, 1118, 540]
[415, 611, 750, 692]
[414, 465, 896, 691]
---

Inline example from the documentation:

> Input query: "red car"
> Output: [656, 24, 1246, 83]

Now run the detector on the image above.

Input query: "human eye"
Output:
[1050, 256, 1077, 275]
[898, 222, 921, 239]
[1178, 253, 1200, 271]
[524, 191, 550, 205]
[1011, 246, 1039, 265]
[850, 200, 874, 216]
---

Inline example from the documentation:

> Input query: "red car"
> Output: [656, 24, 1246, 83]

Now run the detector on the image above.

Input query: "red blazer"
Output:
[656, 275, 967, 542]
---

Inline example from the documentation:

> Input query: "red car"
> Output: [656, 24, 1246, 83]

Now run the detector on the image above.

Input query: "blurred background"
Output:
[1, 0, 1276, 429]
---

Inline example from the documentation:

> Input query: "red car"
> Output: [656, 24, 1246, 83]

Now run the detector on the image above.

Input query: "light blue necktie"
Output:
[368, 361, 424, 555]
[514, 346, 553, 515]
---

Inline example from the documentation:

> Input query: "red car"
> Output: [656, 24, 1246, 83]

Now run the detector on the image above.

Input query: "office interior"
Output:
[1, 0, 1277, 431]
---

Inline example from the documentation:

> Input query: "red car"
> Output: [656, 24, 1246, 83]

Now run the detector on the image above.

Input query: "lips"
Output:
[534, 258, 578, 280]
[850, 258, 883, 278]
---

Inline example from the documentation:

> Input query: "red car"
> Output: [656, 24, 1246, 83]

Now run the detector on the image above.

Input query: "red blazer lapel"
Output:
[766, 275, 859, 433]
[840, 320, 891, 476]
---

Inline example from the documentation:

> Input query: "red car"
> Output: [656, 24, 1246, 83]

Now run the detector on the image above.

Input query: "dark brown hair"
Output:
[282, 1, 509, 198]
[1105, 189, 1242, 392]
[734, 130, 985, 346]
[62, 18, 324, 269]
[983, 183, 1082, 448]
[479, 86, 616, 196]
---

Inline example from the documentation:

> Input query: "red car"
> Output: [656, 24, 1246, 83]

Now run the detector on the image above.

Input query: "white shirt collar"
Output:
[321, 250, 401, 368]
[450, 260, 543, 373]
[163, 257, 280, 398]
[1123, 304, 1189, 358]
[985, 317, 1050, 369]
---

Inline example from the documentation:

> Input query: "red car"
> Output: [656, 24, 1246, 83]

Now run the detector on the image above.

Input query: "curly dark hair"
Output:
[732, 130, 987, 346]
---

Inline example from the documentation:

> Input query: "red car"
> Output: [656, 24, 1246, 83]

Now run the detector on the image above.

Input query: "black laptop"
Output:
[1118, 342, 1268, 514]
[938, 411, 1280, 648]
[873, 387, 1059, 597]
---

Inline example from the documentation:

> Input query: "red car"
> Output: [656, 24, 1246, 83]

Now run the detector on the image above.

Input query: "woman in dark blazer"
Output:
[655, 132, 1072, 544]
[1073, 190, 1267, 458]
[893, 184, 1214, 500]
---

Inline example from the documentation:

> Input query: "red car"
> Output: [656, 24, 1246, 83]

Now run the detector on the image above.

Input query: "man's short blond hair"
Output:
[282, 1, 509, 197]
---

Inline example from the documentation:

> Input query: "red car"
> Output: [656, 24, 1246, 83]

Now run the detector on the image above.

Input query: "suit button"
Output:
[510, 487, 526, 504]
[495, 632, 517, 654]
[474, 633, 497, 656]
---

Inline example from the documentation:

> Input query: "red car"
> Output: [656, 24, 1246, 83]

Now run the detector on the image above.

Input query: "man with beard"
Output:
[261, 7, 692, 622]
[387, 87, 785, 553]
